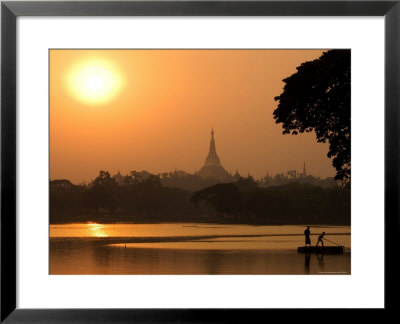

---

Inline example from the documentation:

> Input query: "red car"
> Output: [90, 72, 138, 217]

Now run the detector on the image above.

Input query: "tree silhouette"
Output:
[236, 175, 258, 191]
[190, 183, 242, 218]
[82, 171, 119, 214]
[82, 185, 116, 214]
[93, 170, 117, 187]
[274, 50, 350, 182]
[124, 170, 142, 186]
[49, 173, 350, 225]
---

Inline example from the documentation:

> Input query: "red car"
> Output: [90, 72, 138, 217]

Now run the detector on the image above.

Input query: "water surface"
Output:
[50, 223, 350, 275]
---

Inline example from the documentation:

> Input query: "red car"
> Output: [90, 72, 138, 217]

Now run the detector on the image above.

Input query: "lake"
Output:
[50, 223, 351, 275]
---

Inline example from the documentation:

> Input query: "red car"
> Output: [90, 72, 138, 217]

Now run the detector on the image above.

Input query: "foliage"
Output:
[273, 50, 350, 182]
[50, 170, 208, 223]
[50, 173, 350, 225]
[191, 178, 350, 224]
[93, 170, 117, 187]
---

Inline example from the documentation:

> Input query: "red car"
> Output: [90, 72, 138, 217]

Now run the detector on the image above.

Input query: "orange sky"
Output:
[50, 49, 335, 184]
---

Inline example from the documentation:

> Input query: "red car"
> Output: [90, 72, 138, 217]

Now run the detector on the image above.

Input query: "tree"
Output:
[142, 174, 162, 189]
[235, 175, 258, 191]
[84, 171, 118, 213]
[82, 186, 116, 214]
[93, 170, 117, 187]
[123, 170, 142, 186]
[190, 183, 242, 218]
[273, 50, 350, 182]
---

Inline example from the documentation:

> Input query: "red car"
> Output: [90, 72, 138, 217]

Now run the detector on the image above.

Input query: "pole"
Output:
[323, 237, 343, 246]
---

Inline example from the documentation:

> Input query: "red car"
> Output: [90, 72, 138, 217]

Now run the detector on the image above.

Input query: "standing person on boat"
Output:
[304, 226, 311, 247]
[316, 232, 325, 247]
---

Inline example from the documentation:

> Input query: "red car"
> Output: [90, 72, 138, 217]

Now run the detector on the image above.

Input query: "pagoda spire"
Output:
[197, 128, 231, 181]
[209, 128, 217, 155]
[203, 128, 222, 167]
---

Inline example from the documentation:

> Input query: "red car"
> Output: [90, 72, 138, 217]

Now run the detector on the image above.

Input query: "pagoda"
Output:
[196, 128, 231, 181]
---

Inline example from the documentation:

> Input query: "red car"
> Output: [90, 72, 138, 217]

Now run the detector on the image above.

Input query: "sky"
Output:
[50, 49, 335, 184]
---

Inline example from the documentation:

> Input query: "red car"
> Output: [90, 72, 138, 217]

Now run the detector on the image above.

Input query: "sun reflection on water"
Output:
[87, 223, 108, 237]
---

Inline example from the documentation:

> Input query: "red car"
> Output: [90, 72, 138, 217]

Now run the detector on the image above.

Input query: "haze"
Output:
[50, 49, 334, 184]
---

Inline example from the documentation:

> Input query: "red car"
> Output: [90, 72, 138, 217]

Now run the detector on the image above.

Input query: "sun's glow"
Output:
[66, 60, 124, 104]
[87, 223, 108, 237]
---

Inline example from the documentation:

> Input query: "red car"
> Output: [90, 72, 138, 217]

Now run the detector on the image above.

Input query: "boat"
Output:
[297, 246, 344, 254]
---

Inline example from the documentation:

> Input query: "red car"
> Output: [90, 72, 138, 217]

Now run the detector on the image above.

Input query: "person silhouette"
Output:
[316, 232, 325, 247]
[304, 226, 311, 247]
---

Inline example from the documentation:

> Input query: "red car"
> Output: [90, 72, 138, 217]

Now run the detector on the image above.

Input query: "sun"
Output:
[66, 59, 124, 104]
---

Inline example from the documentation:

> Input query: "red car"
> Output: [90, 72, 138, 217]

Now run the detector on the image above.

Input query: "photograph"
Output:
[49, 49, 351, 275]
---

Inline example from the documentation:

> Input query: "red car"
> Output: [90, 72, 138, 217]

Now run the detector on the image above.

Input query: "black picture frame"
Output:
[1, 0, 398, 322]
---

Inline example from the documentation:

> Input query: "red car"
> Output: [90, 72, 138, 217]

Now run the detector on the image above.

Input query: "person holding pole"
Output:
[316, 232, 325, 247]
[304, 226, 311, 247]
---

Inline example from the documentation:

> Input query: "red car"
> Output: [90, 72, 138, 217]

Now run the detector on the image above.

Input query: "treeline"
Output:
[50, 170, 350, 225]
[191, 177, 350, 225]
[50, 171, 211, 224]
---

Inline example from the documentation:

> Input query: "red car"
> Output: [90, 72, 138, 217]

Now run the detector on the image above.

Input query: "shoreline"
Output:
[50, 220, 350, 226]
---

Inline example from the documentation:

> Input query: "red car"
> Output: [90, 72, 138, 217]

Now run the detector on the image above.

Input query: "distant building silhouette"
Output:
[232, 169, 242, 181]
[259, 162, 338, 188]
[196, 128, 232, 182]
[286, 170, 297, 179]
[50, 179, 74, 192]
[57, 133, 337, 191]
[113, 170, 124, 186]
[303, 161, 307, 177]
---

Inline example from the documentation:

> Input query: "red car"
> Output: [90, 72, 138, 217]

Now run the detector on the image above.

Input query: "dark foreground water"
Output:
[49, 223, 351, 275]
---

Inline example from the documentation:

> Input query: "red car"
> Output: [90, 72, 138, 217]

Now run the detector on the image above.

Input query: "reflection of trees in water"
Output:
[94, 247, 204, 274]
[50, 239, 349, 274]
[93, 247, 332, 274]
[50, 240, 76, 258]
[204, 250, 278, 275]
[204, 251, 223, 275]
[93, 245, 112, 268]
[89, 247, 268, 274]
